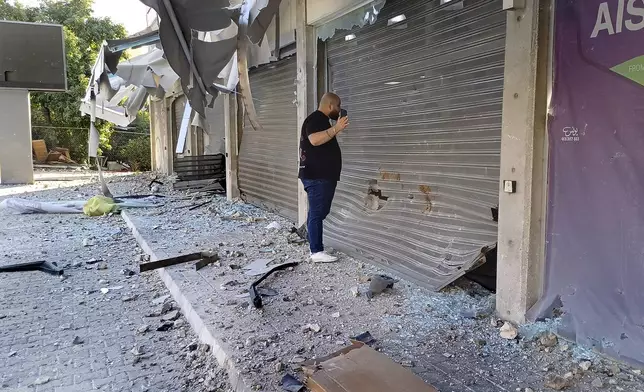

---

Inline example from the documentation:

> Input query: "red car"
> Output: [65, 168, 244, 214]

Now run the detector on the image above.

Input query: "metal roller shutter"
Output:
[239, 56, 299, 221]
[325, 0, 506, 289]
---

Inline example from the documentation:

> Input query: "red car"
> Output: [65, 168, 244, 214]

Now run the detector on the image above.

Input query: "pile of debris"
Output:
[32, 140, 78, 165]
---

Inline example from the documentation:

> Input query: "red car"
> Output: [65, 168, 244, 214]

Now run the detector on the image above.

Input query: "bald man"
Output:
[298, 93, 349, 263]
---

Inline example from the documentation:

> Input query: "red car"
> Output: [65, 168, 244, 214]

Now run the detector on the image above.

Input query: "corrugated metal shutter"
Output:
[325, 0, 506, 289]
[239, 56, 298, 220]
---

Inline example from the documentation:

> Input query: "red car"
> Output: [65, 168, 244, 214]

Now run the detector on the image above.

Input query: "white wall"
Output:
[0, 89, 33, 184]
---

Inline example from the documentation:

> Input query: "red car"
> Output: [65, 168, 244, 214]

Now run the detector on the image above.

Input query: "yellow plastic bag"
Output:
[83, 196, 118, 217]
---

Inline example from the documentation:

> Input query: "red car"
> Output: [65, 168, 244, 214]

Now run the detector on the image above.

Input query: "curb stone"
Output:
[121, 210, 253, 392]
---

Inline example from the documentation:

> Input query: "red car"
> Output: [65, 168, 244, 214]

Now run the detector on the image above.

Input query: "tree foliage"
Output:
[0, 0, 127, 162]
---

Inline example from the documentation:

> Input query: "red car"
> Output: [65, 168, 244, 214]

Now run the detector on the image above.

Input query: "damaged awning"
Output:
[80, 30, 179, 127]
[138, 0, 281, 130]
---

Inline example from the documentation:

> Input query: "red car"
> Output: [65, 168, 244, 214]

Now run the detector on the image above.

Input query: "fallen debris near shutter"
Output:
[366, 274, 398, 299]
[288, 224, 308, 244]
[281, 374, 305, 392]
[350, 331, 376, 346]
[250, 262, 299, 309]
[139, 251, 219, 272]
[302, 342, 438, 392]
[243, 259, 273, 276]
[500, 322, 519, 340]
[0, 260, 64, 276]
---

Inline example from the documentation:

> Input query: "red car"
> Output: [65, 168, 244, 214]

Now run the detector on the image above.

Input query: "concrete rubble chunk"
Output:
[162, 310, 180, 322]
[538, 332, 559, 348]
[152, 295, 171, 305]
[290, 355, 306, 364]
[579, 361, 592, 371]
[137, 325, 150, 334]
[131, 345, 144, 356]
[161, 301, 173, 314]
[157, 322, 173, 331]
[302, 324, 321, 333]
[72, 336, 84, 345]
[500, 322, 518, 340]
[33, 376, 50, 385]
[350, 286, 360, 297]
[591, 377, 604, 388]
[8, 351, 17, 357]
[122, 294, 138, 302]
[544, 374, 572, 390]
[266, 221, 281, 230]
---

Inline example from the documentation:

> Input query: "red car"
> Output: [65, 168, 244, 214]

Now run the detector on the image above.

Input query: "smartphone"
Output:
[340, 109, 348, 118]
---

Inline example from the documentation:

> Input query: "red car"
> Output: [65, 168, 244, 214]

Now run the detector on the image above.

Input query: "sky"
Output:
[11, 0, 151, 34]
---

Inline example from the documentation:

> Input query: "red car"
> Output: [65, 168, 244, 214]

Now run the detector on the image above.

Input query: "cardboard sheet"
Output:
[303, 343, 437, 392]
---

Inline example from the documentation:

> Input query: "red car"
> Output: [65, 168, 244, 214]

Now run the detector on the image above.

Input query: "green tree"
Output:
[0, 0, 127, 163]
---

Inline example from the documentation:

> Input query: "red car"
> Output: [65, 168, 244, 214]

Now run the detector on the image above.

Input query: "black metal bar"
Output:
[250, 262, 299, 309]
[195, 253, 220, 271]
[0, 260, 64, 276]
[140, 252, 203, 273]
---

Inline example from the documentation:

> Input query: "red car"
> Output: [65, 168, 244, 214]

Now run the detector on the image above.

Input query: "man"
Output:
[298, 93, 349, 263]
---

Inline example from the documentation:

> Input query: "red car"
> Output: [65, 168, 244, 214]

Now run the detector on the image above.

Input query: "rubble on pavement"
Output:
[4, 172, 644, 392]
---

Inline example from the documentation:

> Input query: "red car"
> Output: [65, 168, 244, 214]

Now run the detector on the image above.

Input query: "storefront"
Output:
[534, 0, 644, 366]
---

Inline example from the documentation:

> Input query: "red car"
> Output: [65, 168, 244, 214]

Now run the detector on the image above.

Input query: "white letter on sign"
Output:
[626, 0, 644, 31]
[591, 2, 615, 38]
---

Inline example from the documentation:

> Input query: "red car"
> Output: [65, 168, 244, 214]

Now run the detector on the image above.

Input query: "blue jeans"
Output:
[301, 179, 337, 254]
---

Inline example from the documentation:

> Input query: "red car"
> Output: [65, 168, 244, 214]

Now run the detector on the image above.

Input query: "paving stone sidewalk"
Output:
[0, 185, 229, 392]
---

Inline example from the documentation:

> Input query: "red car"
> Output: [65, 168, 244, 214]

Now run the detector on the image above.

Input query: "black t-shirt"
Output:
[298, 110, 342, 181]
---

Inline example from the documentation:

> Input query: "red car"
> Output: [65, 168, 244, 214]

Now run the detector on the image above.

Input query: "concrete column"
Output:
[224, 93, 240, 201]
[496, 0, 551, 324]
[295, 0, 316, 227]
[0, 89, 33, 184]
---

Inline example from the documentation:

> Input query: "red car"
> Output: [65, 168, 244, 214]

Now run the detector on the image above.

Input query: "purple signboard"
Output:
[537, 0, 644, 365]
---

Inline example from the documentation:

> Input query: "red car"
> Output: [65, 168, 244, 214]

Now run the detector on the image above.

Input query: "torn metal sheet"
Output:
[80, 39, 179, 126]
[238, 0, 262, 131]
[88, 123, 100, 158]
[243, 259, 273, 276]
[139, 0, 280, 127]
[175, 101, 192, 154]
[248, 0, 281, 44]
[106, 30, 160, 52]
[317, 0, 386, 41]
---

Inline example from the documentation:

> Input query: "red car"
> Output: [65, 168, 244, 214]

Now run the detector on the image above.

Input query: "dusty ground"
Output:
[0, 171, 230, 392]
[3, 171, 644, 392]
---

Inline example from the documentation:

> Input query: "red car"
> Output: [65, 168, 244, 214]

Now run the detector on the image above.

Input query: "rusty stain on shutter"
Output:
[325, 0, 506, 290]
[239, 56, 298, 221]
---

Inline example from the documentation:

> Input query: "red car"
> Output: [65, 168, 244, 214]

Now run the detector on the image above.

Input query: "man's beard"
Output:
[329, 110, 340, 121]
